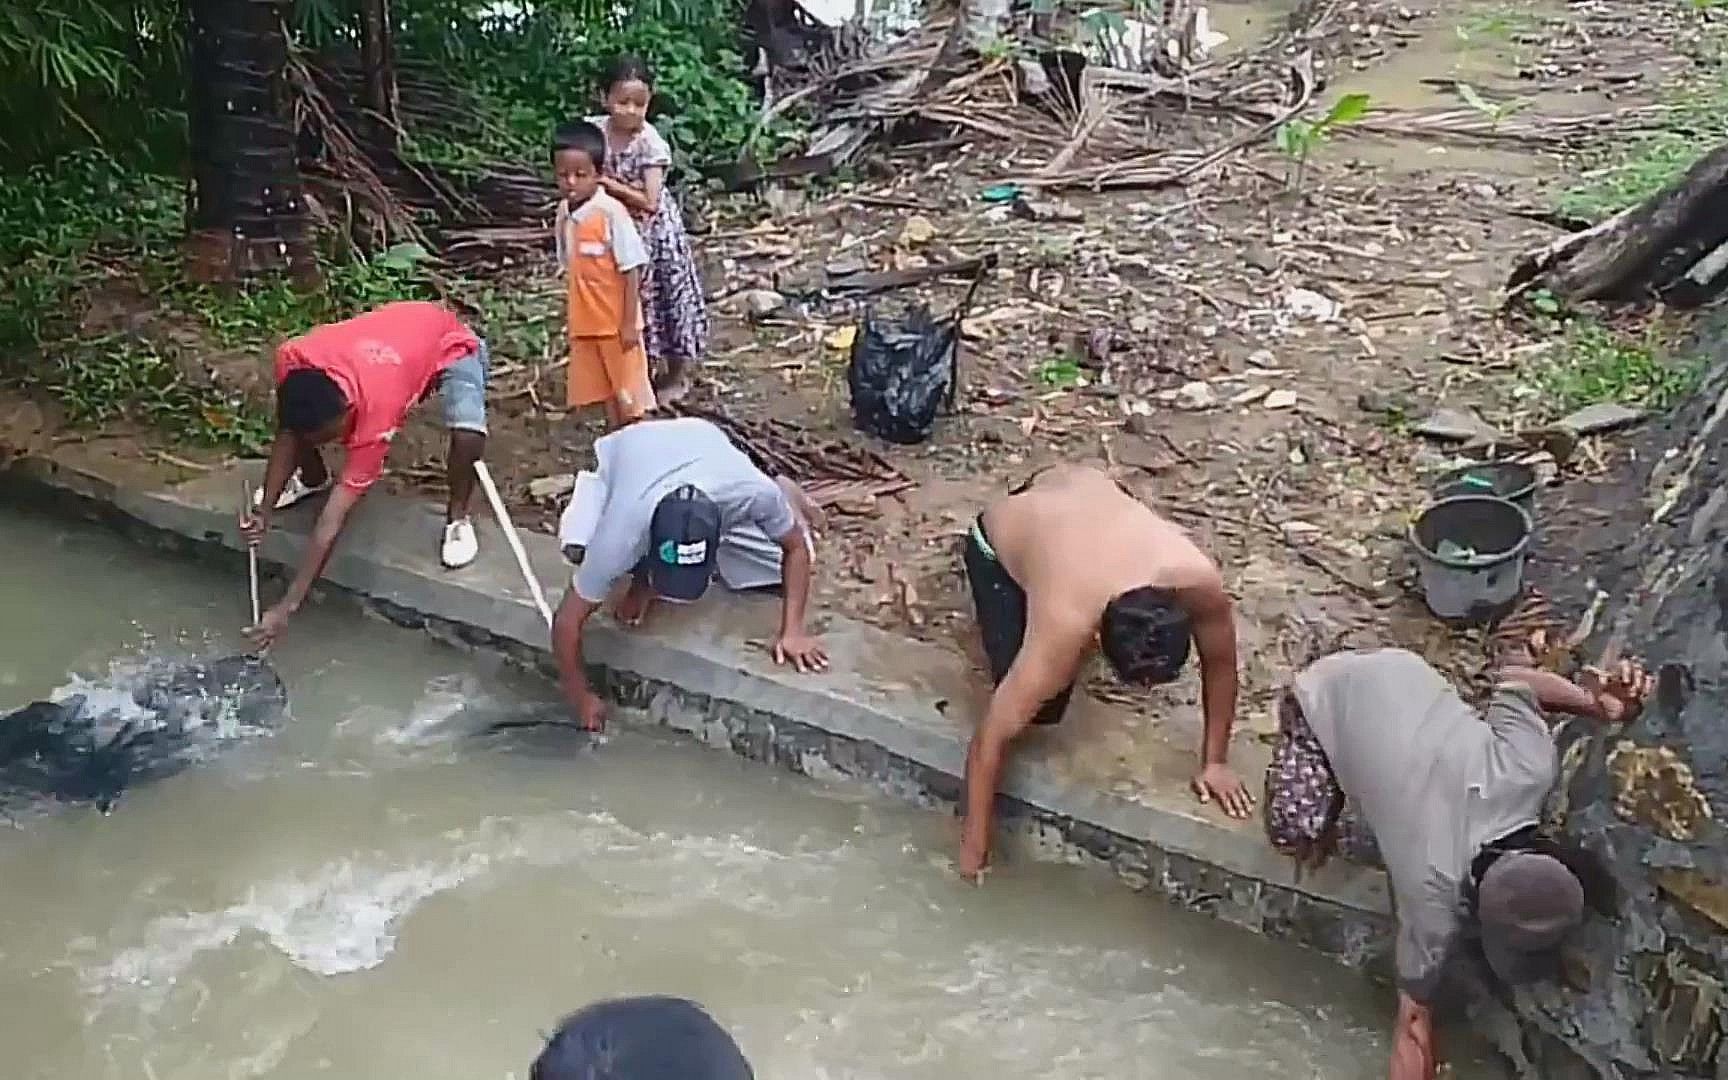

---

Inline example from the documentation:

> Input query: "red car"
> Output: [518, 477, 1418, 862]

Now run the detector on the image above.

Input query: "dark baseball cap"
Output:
[1477, 851, 1585, 985]
[647, 485, 721, 601]
[530, 995, 753, 1080]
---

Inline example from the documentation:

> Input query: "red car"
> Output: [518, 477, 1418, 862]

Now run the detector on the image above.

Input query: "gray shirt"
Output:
[1292, 648, 1556, 1002]
[574, 418, 798, 604]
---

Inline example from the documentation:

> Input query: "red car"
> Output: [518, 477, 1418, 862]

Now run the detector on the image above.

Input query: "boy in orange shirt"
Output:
[553, 120, 653, 428]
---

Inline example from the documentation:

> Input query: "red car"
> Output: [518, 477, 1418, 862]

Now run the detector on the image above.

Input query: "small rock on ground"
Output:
[1557, 401, 1644, 436]
[1414, 407, 1502, 443]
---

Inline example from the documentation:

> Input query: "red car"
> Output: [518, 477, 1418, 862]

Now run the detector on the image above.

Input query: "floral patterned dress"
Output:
[591, 116, 709, 379]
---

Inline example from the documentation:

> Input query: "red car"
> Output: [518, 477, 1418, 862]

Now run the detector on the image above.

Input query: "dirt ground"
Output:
[5, 0, 1708, 739]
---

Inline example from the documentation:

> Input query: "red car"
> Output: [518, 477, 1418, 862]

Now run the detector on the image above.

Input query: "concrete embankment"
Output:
[0, 447, 1395, 973]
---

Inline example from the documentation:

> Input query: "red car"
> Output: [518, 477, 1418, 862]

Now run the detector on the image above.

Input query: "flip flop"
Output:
[253, 472, 332, 512]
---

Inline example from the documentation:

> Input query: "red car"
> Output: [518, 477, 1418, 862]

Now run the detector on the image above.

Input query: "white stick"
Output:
[473, 460, 556, 628]
[241, 479, 262, 626]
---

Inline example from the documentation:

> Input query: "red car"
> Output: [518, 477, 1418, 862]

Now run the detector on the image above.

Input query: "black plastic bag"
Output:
[845, 304, 959, 445]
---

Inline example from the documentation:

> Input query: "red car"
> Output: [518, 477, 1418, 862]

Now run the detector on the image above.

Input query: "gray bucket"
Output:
[1409, 496, 1532, 622]
[1431, 461, 1537, 516]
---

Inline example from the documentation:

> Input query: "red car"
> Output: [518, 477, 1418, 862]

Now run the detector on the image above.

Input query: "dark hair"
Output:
[530, 996, 753, 1080]
[601, 54, 653, 94]
[550, 119, 606, 171]
[277, 369, 347, 435]
[1100, 586, 1192, 684]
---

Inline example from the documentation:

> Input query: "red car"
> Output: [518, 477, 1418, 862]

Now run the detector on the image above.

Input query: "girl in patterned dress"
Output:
[590, 55, 708, 403]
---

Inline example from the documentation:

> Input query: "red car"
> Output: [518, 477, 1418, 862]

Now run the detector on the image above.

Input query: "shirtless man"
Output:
[958, 464, 1251, 880]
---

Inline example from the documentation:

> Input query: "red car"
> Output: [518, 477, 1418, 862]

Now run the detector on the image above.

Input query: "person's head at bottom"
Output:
[1476, 851, 1586, 986]
[645, 485, 722, 604]
[530, 996, 754, 1080]
[1099, 586, 1193, 685]
[278, 368, 350, 445]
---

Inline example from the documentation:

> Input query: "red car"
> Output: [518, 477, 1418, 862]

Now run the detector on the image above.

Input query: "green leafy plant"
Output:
[1274, 92, 1372, 191]
[1036, 357, 1083, 388]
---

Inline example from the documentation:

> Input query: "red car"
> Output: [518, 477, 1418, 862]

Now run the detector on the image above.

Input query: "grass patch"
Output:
[1556, 25, 1728, 220]
[1532, 319, 1703, 415]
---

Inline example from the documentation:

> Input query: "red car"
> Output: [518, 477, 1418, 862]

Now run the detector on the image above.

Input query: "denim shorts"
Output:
[440, 340, 489, 434]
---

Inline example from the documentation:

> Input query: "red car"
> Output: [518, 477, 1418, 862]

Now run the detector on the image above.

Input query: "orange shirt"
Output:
[561, 190, 649, 339]
[275, 301, 479, 492]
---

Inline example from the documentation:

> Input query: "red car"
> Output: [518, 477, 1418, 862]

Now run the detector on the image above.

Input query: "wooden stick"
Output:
[473, 461, 555, 629]
[240, 479, 262, 626]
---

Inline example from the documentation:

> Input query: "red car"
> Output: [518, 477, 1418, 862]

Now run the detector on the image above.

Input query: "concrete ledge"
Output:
[0, 450, 1395, 973]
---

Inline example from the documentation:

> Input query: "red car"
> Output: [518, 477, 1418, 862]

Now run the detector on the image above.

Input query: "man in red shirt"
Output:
[240, 301, 490, 647]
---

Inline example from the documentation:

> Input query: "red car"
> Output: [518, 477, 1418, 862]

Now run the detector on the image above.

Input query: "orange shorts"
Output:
[567, 336, 655, 418]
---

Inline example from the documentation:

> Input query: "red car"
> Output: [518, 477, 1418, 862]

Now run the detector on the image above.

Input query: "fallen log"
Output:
[1508, 138, 1728, 307]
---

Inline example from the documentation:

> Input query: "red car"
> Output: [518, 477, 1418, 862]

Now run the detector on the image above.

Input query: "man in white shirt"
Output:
[551, 417, 826, 730]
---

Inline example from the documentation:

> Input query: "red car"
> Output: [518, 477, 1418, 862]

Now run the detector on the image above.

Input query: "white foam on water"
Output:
[79, 811, 850, 1014]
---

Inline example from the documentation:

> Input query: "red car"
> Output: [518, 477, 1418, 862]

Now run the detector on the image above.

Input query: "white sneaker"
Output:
[254, 471, 332, 511]
[441, 518, 479, 569]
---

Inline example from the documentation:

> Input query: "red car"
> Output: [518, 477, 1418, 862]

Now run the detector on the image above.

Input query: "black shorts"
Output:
[961, 516, 1074, 726]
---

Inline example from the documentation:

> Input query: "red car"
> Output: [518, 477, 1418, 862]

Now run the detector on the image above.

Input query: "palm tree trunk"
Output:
[184, 0, 317, 284]
[358, 0, 399, 150]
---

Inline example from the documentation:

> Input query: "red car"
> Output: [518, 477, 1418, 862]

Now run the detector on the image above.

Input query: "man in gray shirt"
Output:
[551, 417, 827, 730]
[1276, 644, 1649, 1079]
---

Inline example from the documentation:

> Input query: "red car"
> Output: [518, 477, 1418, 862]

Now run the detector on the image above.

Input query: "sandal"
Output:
[253, 471, 332, 512]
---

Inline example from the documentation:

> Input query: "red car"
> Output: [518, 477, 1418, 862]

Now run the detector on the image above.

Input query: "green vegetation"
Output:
[0, 0, 781, 450]
[1274, 93, 1372, 191]
[1036, 357, 1083, 389]
[1556, 28, 1728, 220]
[1523, 294, 1703, 415]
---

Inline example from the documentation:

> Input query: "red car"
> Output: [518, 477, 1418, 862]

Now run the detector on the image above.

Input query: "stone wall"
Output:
[1488, 333, 1728, 1078]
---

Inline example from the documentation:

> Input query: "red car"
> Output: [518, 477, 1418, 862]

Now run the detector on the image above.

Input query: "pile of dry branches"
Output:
[287, 50, 559, 272]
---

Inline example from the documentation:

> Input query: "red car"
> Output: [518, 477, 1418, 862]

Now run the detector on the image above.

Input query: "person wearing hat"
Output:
[550, 416, 825, 731]
[1273, 644, 1646, 1079]
[529, 995, 753, 1079]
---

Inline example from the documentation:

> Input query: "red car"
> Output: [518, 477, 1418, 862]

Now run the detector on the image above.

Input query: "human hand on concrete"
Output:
[1191, 763, 1256, 819]
[772, 632, 829, 673]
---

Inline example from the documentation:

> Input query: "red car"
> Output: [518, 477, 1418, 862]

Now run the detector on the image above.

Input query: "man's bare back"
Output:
[953, 463, 1251, 881]
[981, 465, 1222, 622]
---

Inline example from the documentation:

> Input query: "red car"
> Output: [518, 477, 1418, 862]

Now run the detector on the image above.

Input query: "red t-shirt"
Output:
[274, 302, 479, 492]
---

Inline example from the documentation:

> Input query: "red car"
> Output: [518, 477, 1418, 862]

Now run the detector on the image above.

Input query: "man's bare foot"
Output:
[613, 578, 656, 627]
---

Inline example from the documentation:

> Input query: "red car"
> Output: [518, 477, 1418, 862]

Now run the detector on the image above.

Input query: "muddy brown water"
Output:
[0, 510, 1501, 1078]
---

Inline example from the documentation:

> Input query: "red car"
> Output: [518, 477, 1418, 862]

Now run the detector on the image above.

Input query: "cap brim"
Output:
[648, 564, 713, 602]
[1483, 936, 1561, 986]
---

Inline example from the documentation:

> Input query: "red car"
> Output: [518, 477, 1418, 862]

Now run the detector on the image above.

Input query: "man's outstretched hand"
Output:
[1579, 658, 1654, 724]
[957, 822, 990, 885]
[773, 631, 829, 673]
[1192, 762, 1256, 819]
[565, 688, 607, 732]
